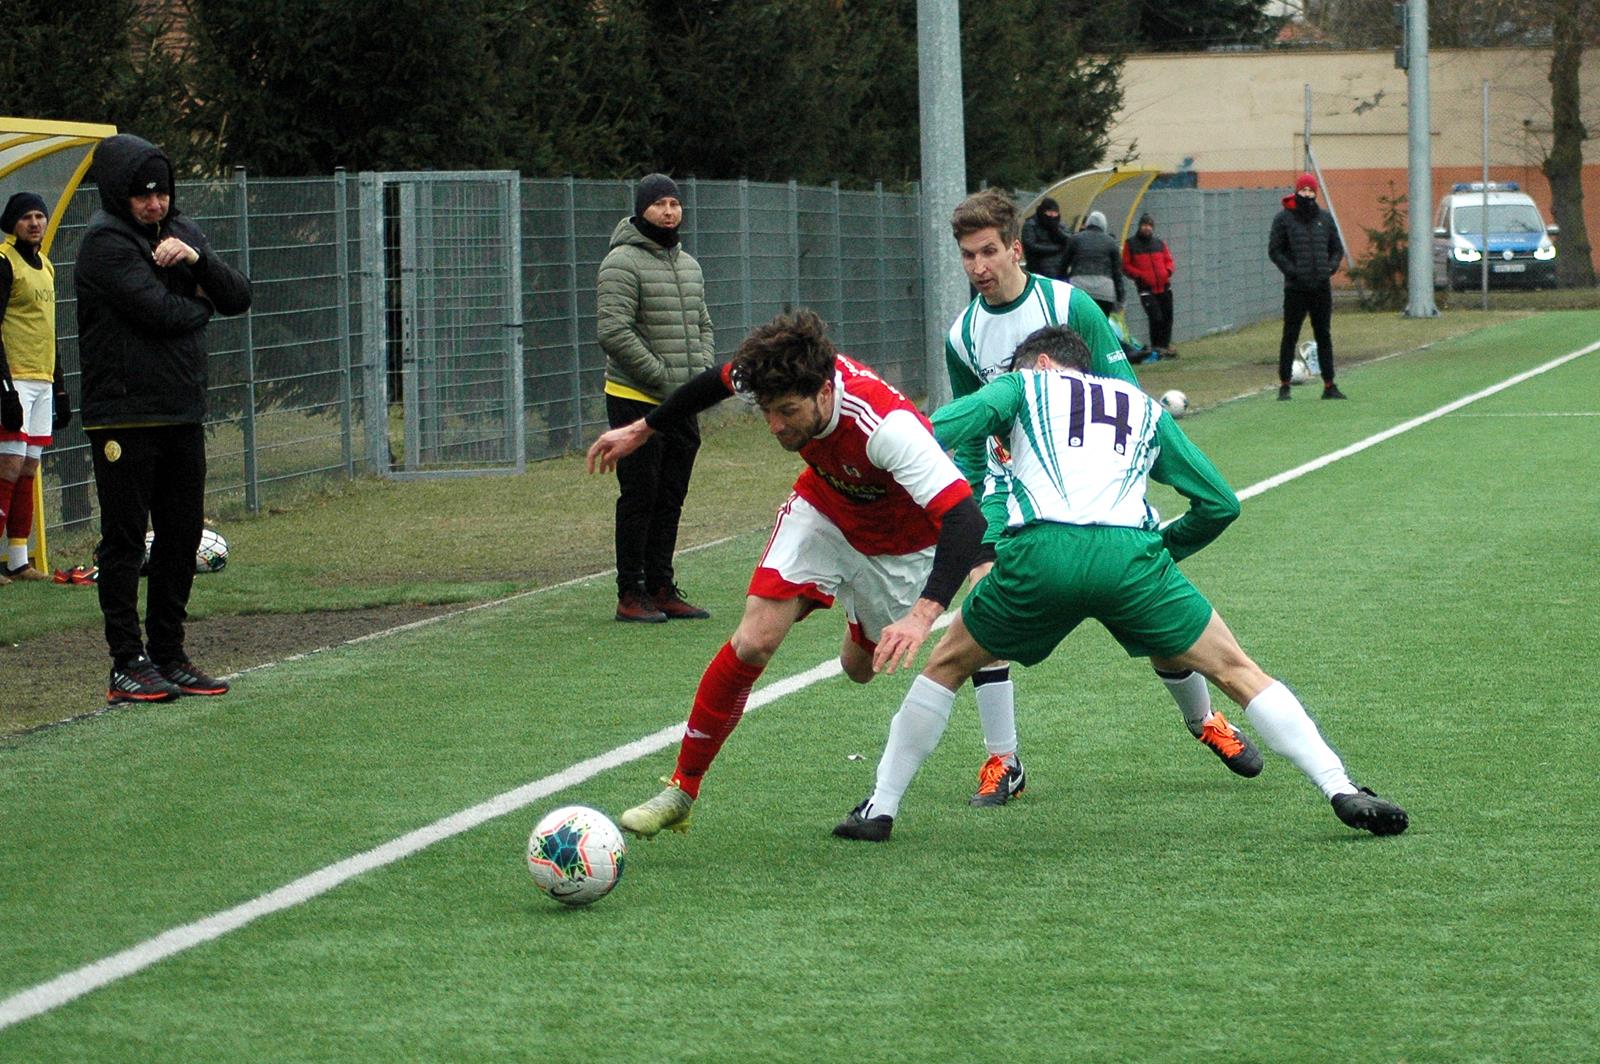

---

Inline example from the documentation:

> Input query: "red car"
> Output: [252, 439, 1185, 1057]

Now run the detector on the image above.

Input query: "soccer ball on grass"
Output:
[140, 527, 230, 574]
[1159, 390, 1189, 418]
[1289, 357, 1311, 385]
[527, 805, 626, 907]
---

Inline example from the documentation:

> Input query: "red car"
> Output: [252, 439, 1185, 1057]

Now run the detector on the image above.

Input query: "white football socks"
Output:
[7, 540, 27, 571]
[866, 674, 957, 820]
[972, 664, 1017, 758]
[1158, 668, 1212, 736]
[1243, 680, 1355, 799]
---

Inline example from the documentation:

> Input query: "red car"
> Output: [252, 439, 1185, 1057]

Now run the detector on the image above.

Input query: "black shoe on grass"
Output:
[157, 658, 231, 696]
[1332, 787, 1408, 835]
[833, 800, 893, 842]
[109, 656, 182, 703]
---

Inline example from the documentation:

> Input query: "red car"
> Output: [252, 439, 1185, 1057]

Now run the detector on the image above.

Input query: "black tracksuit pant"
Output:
[1278, 285, 1336, 384]
[606, 394, 700, 597]
[1139, 289, 1174, 350]
[87, 424, 206, 664]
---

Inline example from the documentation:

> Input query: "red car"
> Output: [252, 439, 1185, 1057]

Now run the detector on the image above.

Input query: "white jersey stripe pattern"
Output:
[1005, 369, 1162, 531]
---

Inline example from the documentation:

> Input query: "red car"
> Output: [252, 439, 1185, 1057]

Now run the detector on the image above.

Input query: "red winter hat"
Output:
[1295, 173, 1318, 195]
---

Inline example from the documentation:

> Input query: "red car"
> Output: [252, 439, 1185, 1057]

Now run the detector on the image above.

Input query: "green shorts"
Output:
[961, 523, 1214, 666]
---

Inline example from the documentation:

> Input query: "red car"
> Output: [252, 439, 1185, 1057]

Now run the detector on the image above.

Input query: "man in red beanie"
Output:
[1268, 173, 1346, 401]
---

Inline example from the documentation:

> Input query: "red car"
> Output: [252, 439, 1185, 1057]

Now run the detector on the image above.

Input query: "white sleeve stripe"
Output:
[838, 391, 885, 434]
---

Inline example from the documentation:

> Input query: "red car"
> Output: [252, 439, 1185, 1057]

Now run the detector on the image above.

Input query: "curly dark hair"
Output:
[729, 309, 837, 406]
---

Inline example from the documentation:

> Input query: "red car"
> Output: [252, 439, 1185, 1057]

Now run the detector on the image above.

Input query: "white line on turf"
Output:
[3, 340, 1594, 1032]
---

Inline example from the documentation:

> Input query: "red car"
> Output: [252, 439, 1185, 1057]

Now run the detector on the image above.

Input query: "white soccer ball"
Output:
[527, 805, 626, 907]
[143, 528, 230, 574]
[1159, 390, 1189, 418]
[1290, 357, 1311, 384]
[197, 528, 229, 573]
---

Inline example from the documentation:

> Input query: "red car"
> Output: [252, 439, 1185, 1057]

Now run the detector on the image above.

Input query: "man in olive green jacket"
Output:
[597, 174, 716, 622]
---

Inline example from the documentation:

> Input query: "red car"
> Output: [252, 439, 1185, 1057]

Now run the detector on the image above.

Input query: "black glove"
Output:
[0, 380, 21, 432]
[52, 388, 72, 431]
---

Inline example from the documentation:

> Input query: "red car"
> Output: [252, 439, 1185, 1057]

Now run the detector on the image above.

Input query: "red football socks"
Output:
[6, 474, 34, 541]
[671, 641, 765, 799]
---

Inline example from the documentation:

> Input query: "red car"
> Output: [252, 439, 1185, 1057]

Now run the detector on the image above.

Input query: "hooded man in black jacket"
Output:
[1268, 173, 1345, 400]
[75, 133, 252, 704]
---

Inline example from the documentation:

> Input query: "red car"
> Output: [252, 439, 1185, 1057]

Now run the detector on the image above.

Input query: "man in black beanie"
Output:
[595, 173, 715, 623]
[74, 133, 252, 703]
[1020, 197, 1070, 280]
[0, 190, 69, 584]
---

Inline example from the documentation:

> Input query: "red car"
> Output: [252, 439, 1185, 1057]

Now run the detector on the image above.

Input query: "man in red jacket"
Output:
[1122, 213, 1177, 359]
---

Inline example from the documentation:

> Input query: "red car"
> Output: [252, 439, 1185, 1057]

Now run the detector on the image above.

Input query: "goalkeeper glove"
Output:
[0, 379, 21, 432]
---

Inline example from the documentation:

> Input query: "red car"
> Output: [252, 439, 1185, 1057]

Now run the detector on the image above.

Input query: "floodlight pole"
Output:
[918, 0, 968, 408]
[1402, 0, 1439, 317]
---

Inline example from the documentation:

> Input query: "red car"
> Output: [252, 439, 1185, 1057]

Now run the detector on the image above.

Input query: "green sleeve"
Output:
[943, 339, 989, 487]
[1149, 414, 1240, 561]
[1065, 286, 1138, 386]
[932, 374, 1025, 452]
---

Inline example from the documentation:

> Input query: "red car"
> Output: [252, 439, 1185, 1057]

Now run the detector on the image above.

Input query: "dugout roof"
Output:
[0, 117, 119, 254]
[1023, 167, 1162, 245]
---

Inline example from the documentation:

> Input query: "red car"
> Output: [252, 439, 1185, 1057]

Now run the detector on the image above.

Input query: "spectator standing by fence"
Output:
[1269, 174, 1346, 401]
[76, 133, 252, 703]
[1122, 213, 1178, 359]
[1063, 210, 1125, 317]
[0, 192, 69, 584]
[596, 174, 716, 624]
[1020, 197, 1070, 280]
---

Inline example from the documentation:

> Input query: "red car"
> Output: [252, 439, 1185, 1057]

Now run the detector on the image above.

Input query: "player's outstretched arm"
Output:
[586, 420, 654, 473]
[873, 495, 985, 674]
[873, 597, 945, 675]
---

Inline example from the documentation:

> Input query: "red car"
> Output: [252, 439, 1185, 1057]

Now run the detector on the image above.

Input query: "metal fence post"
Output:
[788, 179, 800, 311]
[875, 181, 888, 368]
[832, 181, 844, 326]
[234, 166, 259, 513]
[503, 174, 526, 472]
[739, 178, 753, 337]
[333, 167, 354, 475]
[564, 176, 581, 449]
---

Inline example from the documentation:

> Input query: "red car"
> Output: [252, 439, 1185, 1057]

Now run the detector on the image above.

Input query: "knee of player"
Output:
[841, 654, 875, 684]
[728, 627, 782, 666]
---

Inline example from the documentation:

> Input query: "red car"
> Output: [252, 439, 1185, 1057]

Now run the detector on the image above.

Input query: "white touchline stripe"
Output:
[3, 340, 1594, 1031]
[1450, 411, 1600, 417]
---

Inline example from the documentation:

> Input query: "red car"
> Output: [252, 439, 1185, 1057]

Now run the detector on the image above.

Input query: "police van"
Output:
[1432, 182, 1558, 290]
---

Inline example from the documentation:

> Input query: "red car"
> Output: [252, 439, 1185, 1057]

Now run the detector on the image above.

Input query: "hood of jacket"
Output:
[610, 216, 676, 253]
[91, 134, 177, 234]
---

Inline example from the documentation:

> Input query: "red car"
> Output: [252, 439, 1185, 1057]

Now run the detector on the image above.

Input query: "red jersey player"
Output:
[587, 309, 984, 837]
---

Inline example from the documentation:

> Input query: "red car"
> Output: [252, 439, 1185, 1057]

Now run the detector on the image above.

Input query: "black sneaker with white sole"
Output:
[832, 799, 893, 842]
[156, 659, 231, 696]
[109, 656, 182, 703]
[1332, 786, 1408, 835]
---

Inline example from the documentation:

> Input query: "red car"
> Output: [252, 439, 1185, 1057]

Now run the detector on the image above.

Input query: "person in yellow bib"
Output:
[0, 192, 69, 585]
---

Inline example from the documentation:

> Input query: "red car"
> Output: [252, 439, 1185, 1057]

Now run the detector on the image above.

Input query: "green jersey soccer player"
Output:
[941, 189, 1255, 811]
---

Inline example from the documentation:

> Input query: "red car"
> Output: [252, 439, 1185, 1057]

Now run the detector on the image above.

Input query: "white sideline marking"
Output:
[3, 341, 1593, 1032]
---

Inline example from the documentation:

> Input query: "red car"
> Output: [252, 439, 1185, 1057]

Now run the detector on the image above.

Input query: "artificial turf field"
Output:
[2, 313, 1597, 1061]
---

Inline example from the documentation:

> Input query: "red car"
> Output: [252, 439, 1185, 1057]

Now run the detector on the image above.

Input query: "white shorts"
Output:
[0, 378, 53, 455]
[748, 493, 935, 650]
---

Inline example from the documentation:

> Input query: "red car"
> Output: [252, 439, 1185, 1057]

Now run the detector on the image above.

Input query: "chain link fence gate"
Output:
[358, 171, 525, 478]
